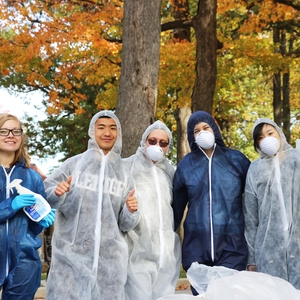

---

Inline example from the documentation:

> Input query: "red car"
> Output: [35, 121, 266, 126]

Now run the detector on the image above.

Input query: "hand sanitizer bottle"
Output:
[7, 179, 51, 222]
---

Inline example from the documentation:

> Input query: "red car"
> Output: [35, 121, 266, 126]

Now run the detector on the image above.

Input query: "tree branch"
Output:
[161, 20, 192, 32]
[274, 0, 300, 10]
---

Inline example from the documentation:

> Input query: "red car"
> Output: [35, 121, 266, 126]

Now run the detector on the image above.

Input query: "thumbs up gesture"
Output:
[54, 175, 72, 196]
[126, 190, 138, 213]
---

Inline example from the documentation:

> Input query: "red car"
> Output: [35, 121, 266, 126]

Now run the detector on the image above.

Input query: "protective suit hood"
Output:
[139, 120, 173, 151]
[188, 111, 225, 151]
[251, 118, 292, 158]
[88, 110, 122, 155]
[138, 120, 173, 171]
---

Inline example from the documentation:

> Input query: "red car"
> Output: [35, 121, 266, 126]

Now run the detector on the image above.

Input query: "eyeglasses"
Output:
[147, 138, 169, 148]
[0, 128, 23, 136]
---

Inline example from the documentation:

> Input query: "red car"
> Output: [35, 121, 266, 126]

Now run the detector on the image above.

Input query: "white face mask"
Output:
[195, 130, 215, 149]
[259, 136, 280, 156]
[146, 145, 164, 162]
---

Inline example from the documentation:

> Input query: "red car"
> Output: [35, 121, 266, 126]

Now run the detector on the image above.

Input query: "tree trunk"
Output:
[281, 32, 291, 142]
[191, 0, 217, 114]
[175, 105, 191, 162]
[273, 27, 282, 125]
[282, 71, 290, 142]
[273, 73, 282, 125]
[116, 0, 162, 157]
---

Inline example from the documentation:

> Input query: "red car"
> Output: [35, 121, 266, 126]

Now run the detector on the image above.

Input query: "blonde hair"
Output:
[0, 113, 30, 167]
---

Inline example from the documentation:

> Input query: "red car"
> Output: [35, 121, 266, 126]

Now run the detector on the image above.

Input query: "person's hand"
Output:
[38, 209, 56, 228]
[246, 264, 257, 272]
[54, 175, 72, 196]
[126, 190, 138, 213]
[12, 194, 36, 211]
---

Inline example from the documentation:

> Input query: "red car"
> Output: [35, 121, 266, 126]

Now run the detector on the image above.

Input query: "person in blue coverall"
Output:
[0, 113, 55, 300]
[172, 111, 250, 295]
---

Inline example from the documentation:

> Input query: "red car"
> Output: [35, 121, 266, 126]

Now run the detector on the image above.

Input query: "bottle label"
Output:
[23, 197, 49, 221]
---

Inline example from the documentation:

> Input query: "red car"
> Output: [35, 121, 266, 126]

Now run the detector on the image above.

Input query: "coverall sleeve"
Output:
[119, 202, 141, 232]
[172, 166, 188, 231]
[44, 164, 70, 209]
[0, 198, 17, 222]
[243, 169, 259, 265]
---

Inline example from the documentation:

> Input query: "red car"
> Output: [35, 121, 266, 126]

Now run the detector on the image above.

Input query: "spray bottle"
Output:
[7, 179, 51, 222]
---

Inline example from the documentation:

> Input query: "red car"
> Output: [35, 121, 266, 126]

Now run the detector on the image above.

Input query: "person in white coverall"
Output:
[244, 118, 300, 289]
[123, 120, 181, 300]
[44, 110, 140, 300]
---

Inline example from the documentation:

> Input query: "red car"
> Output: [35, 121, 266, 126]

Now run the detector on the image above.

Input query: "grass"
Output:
[180, 265, 187, 278]
[41, 273, 47, 280]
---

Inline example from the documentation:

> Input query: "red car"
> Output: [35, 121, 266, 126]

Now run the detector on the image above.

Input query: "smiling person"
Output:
[123, 121, 181, 300]
[0, 113, 55, 300]
[172, 110, 251, 295]
[43, 110, 140, 300]
[243, 118, 300, 289]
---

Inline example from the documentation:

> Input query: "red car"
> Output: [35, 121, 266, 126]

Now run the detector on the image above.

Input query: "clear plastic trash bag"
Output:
[157, 262, 300, 300]
[187, 262, 238, 295]
[189, 262, 300, 300]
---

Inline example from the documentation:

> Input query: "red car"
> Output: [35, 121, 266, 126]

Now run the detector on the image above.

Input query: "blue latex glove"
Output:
[38, 209, 56, 228]
[12, 194, 36, 211]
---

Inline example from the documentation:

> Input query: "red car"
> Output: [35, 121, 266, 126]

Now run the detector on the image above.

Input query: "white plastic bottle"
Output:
[7, 179, 51, 222]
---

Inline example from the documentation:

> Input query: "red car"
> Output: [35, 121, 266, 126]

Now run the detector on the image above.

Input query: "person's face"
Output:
[146, 129, 169, 155]
[257, 124, 280, 148]
[0, 119, 23, 155]
[94, 117, 118, 155]
[193, 122, 214, 138]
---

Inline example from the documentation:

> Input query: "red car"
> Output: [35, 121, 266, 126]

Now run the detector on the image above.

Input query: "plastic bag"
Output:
[187, 262, 238, 295]
[188, 262, 300, 300]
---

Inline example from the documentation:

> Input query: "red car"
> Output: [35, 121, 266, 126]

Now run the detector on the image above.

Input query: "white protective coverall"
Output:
[244, 118, 300, 289]
[44, 111, 141, 300]
[123, 121, 181, 300]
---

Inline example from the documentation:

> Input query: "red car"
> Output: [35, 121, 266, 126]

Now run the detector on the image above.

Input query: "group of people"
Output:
[173, 111, 300, 295]
[0, 109, 299, 300]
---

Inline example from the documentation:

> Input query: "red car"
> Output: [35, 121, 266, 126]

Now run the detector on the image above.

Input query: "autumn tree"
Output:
[0, 0, 123, 160]
[238, 0, 300, 142]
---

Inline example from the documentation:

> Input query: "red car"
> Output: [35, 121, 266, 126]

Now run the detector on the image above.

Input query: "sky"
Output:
[0, 88, 60, 175]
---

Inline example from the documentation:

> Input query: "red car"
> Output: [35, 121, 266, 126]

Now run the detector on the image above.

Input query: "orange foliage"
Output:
[0, 0, 123, 114]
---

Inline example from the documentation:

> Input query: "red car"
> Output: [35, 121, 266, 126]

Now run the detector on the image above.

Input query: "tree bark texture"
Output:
[282, 71, 290, 142]
[191, 0, 217, 114]
[116, 0, 162, 157]
[273, 27, 282, 125]
[281, 32, 291, 142]
[175, 105, 191, 163]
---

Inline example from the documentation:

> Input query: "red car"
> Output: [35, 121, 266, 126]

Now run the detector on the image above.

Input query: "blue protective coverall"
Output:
[172, 111, 250, 273]
[0, 161, 45, 300]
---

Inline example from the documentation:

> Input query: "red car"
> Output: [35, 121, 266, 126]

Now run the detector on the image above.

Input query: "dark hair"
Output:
[252, 123, 265, 152]
[98, 116, 111, 119]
